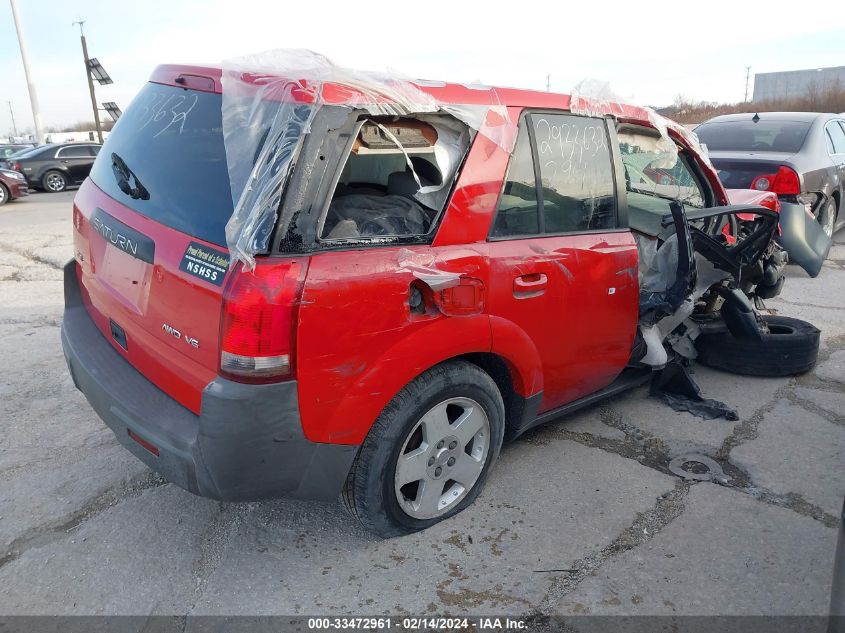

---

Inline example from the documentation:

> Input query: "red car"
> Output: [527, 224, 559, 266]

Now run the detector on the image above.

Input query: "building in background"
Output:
[753, 66, 845, 102]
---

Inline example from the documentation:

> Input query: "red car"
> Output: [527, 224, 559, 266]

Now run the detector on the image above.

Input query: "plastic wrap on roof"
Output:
[221, 49, 515, 268]
[570, 78, 678, 168]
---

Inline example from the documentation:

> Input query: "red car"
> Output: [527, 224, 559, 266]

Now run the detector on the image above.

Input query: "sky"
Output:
[1, 0, 844, 135]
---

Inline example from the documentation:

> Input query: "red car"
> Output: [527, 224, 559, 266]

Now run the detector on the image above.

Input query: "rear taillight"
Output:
[219, 259, 305, 382]
[12, 162, 21, 172]
[751, 166, 800, 196]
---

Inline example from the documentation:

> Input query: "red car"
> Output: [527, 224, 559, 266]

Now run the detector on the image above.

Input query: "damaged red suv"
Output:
[62, 60, 819, 537]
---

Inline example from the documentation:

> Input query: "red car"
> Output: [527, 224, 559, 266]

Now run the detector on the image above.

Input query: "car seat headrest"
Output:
[388, 171, 420, 197]
[408, 156, 443, 187]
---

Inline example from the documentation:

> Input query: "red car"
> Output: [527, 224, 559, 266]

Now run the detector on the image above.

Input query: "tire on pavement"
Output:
[0, 183, 8, 206]
[819, 197, 838, 239]
[695, 315, 820, 377]
[343, 360, 505, 538]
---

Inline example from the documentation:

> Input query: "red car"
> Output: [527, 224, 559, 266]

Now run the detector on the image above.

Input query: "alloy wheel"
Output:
[45, 173, 66, 192]
[394, 397, 490, 520]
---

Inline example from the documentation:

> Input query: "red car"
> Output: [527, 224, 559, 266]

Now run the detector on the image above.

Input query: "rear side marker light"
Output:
[128, 429, 159, 456]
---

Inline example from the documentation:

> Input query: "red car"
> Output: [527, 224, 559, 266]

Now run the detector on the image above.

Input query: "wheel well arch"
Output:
[457, 352, 538, 437]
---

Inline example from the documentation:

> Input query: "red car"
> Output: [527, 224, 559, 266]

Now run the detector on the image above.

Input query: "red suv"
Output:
[61, 63, 815, 537]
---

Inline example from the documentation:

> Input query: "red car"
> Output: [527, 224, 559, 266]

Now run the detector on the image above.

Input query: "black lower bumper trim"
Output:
[61, 260, 357, 501]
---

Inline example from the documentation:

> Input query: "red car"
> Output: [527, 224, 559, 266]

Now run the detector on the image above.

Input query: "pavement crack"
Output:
[0, 316, 62, 328]
[717, 459, 839, 527]
[716, 384, 791, 459]
[770, 297, 843, 310]
[535, 480, 692, 610]
[186, 502, 253, 614]
[0, 239, 64, 272]
[0, 472, 166, 571]
[521, 403, 674, 478]
[786, 391, 845, 428]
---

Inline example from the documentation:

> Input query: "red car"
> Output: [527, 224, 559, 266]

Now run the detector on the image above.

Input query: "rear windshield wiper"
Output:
[111, 153, 150, 201]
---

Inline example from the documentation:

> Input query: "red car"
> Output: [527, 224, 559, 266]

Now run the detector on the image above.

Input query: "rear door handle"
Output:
[513, 273, 548, 298]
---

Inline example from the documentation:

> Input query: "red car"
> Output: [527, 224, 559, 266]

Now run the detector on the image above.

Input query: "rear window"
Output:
[18, 146, 53, 159]
[88, 83, 232, 246]
[695, 120, 811, 153]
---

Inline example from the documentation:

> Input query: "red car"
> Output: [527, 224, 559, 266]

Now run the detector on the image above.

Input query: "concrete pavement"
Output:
[0, 190, 842, 618]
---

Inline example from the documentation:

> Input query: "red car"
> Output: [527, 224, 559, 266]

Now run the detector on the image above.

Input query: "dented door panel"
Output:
[487, 232, 639, 412]
[295, 245, 492, 445]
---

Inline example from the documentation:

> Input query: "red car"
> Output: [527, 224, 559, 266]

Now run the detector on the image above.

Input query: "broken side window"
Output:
[318, 115, 470, 242]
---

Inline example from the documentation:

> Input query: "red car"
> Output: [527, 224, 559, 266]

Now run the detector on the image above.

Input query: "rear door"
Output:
[826, 120, 845, 203]
[487, 111, 639, 411]
[56, 145, 94, 183]
[73, 80, 235, 413]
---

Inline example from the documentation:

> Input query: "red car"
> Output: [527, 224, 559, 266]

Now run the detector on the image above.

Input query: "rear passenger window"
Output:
[827, 121, 845, 154]
[57, 145, 91, 158]
[492, 119, 540, 237]
[533, 114, 616, 232]
[493, 113, 617, 238]
[319, 116, 471, 242]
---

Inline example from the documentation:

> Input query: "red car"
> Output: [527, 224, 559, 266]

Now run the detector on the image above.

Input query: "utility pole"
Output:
[73, 20, 103, 144]
[744, 66, 752, 102]
[9, 0, 44, 144]
[546, 74, 551, 92]
[8, 102, 18, 138]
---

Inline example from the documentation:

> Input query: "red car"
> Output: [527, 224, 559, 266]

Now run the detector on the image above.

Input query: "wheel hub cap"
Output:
[394, 397, 490, 520]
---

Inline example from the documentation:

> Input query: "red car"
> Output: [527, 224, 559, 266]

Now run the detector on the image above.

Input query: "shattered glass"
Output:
[221, 49, 515, 267]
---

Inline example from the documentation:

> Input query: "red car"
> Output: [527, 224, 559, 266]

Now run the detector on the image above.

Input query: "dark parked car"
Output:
[0, 167, 29, 205]
[696, 112, 844, 275]
[11, 142, 101, 193]
[0, 143, 37, 161]
[1, 146, 40, 171]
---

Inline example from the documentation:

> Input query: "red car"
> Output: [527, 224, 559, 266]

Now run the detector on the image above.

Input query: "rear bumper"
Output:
[8, 180, 28, 199]
[778, 201, 832, 278]
[61, 261, 357, 501]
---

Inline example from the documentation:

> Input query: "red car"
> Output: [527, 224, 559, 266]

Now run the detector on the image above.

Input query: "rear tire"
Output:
[0, 183, 8, 206]
[819, 197, 838, 238]
[42, 170, 67, 193]
[695, 315, 820, 377]
[342, 361, 505, 538]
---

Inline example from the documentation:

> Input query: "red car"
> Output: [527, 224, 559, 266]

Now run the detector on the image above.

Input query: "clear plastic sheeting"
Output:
[570, 78, 679, 169]
[221, 49, 515, 268]
[397, 248, 462, 291]
[569, 79, 626, 119]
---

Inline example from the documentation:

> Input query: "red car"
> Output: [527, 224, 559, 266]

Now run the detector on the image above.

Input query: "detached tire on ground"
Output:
[343, 360, 505, 538]
[695, 315, 820, 377]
